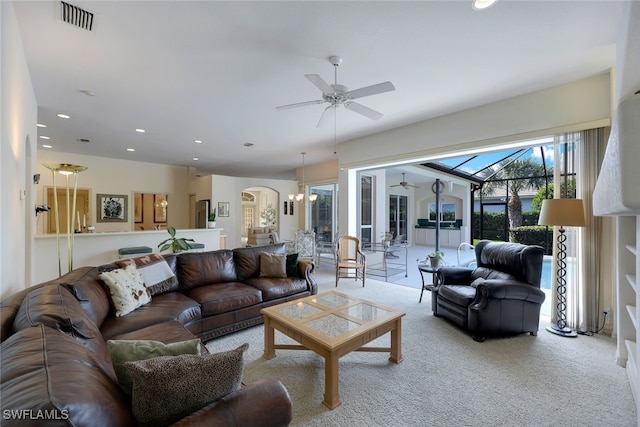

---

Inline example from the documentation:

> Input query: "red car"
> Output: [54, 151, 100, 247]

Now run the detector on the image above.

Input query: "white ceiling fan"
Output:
[276, 56, 395, 127]
[390, 173, 420, 189]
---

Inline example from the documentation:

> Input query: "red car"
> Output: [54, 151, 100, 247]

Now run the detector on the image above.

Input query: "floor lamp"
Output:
[43, 163, 88, 277]
[538, 198, 586, 337]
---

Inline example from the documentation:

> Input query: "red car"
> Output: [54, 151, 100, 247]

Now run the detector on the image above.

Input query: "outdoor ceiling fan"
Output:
[276, 56, 395, 127]
[390, 173, 420, 189]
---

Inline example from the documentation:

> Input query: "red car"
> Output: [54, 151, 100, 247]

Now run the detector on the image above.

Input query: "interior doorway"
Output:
[46, 188, 90, 234]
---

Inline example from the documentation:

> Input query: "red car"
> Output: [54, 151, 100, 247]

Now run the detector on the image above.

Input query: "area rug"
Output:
[207, 274, 635, 426]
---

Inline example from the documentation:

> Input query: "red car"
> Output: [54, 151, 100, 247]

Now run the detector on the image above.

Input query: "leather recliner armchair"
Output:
[431, 240, 545, 342]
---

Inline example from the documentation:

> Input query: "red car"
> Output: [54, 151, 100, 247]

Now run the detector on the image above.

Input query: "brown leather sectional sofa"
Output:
[0, 243, 316, 426]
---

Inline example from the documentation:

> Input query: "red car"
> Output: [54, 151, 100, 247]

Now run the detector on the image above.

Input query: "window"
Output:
[243, 207, 254, 231]
[360, 174, 373, 244]
[310, 183, 338, 242]
[428, 203, 455, 222]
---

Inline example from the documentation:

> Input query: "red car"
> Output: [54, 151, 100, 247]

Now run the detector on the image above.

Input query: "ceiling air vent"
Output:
[60, 1, 94, 31]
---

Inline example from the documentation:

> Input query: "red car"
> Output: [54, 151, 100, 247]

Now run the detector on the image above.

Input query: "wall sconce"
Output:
[161, 199, 168, 217]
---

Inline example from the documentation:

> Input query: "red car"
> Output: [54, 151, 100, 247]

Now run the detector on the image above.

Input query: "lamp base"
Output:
[546, 324, 578, 338]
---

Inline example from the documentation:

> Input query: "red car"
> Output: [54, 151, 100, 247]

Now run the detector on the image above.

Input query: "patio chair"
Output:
[335, 236, 366, 287]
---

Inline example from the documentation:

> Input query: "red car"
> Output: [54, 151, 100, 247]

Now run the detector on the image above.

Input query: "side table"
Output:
[417, 261, 440, 303]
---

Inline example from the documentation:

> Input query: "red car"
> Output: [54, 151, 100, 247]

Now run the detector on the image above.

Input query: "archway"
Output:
[240, 186, 279, 245]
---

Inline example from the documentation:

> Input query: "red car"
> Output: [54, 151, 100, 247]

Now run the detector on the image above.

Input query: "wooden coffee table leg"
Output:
[389, 319, 403, 363]
[323, 353, 341, 409]
[263, 316, 275, 360]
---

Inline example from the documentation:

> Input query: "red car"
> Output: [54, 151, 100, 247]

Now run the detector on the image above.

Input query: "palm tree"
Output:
[481, 158, 548, 229]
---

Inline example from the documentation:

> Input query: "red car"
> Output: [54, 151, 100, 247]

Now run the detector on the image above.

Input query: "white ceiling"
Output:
[13, 1, 625, 180]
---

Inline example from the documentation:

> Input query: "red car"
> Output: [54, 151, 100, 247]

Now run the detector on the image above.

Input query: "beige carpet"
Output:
[207, 272, 636, 426]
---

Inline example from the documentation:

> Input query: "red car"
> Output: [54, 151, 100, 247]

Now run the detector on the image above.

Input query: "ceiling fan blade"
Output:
[276, 99, 325, 110]
[316, 105, 335, 128]
[305, 74, 334, 95]
[347, 81, 395, 99]
[344, 101, 384, 121]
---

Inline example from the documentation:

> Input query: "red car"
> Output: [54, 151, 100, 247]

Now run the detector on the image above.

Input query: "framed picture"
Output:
[284, 201, 288, 215]
[154, 194, 168, 223]
[97, 194, 128, 223]
[134, 193, 143, 223]
[218, 202, 230, 217]
[289, 201, 294, 215]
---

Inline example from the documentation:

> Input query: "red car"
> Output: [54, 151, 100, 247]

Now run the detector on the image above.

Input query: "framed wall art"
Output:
[218, 202, 230, 217]
[154, 194, 168, 223]
[97, 194, 128, 223]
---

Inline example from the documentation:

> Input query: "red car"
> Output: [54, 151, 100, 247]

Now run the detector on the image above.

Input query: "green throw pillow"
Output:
[124, 343, 248, 427]
[286, 252, 299, 277]
[108, 339, 201, 396]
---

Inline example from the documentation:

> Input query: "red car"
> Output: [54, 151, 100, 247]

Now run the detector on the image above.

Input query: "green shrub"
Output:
[509, 225, 553, 254]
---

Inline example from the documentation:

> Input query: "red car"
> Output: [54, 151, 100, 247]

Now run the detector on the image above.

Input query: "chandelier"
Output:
[289, 152, 317, 202]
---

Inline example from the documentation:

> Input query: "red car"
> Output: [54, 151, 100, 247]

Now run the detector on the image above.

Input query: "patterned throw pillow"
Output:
[98, 264, 151, 317]
[259, 252, 287, 278]
[124, 343, 248, 427]
[116, 254, 177, 295]
[107, 339, 201, 396]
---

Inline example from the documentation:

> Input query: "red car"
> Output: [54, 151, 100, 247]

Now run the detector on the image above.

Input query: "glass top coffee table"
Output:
[261, 290, 405, 409]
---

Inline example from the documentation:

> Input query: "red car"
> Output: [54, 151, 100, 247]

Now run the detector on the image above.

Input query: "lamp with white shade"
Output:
[538, 198, 586, 337]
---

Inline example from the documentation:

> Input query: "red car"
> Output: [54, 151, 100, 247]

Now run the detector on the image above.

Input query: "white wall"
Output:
[195, 174, 298, 249]
[36, 151, 192, 234]
[1, 1, 38, 299]
[338, 74, 613, 238]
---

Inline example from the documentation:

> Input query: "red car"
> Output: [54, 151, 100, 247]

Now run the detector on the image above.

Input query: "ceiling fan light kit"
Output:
[390, 173, 420, 189]
[276, 56, 395, 127]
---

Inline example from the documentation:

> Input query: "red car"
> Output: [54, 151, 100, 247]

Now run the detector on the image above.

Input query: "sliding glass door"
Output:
[388, 194, 408, 240]
[309, 183, 338, 243]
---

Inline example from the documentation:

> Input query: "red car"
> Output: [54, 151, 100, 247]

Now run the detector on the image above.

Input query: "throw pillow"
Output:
[108, 339, 202, 396]
[286, 252, 299, 277]
[98, 264, 151, 317]
[124, 343, 249, 427]
[259, 252, 287, 278]
[116, 254, 178, 295]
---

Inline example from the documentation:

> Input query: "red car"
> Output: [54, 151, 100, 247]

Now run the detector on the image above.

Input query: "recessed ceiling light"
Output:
[57, 113, 70, 119]
[37, 123, 47, 128]
[243, 142, 254, 147]
[135, 128, 145, 133]
[127, 148, 135, 152]
[193, 157, 199, 161]
[472, 0, 498, 10]
[39, 136, 50, 140]
[42, 144, 53, 149]
[194, 139, 203, 144]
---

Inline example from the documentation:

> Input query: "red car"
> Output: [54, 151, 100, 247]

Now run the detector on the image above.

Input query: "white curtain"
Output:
[574, 127, 613, 333]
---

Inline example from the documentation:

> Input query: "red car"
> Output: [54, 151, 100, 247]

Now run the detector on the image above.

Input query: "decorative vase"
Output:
[208, 221, 216, 229]
[429, 256, 440, 268]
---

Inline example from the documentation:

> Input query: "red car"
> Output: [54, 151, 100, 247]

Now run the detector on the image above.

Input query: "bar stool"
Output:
[188, 243, 205, 252]
[118, 246, 152, 259]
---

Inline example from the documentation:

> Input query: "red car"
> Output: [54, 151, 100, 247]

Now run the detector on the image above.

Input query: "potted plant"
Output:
[427, 250, 445, 268]
[158, 226, 195, 253]
[208, 208, 216, 228]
